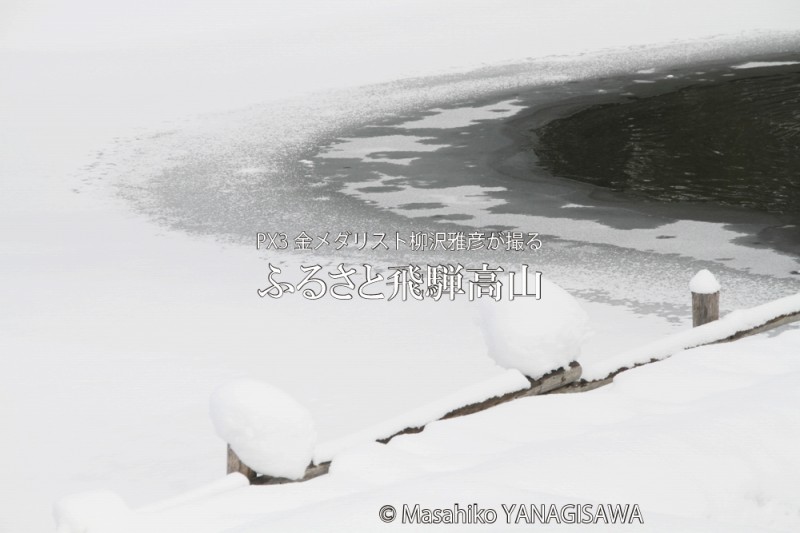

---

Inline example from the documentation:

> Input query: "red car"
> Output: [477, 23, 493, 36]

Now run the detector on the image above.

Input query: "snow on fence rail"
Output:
[221, 271, 800, 485]
[224, 362, 583, 485]
[578, 274, 800, 383]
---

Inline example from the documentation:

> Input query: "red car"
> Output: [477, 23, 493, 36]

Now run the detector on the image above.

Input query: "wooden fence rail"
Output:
[227, 273, 800, 486]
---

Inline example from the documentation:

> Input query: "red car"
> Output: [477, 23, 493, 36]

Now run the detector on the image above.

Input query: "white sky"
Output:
[0, 0, 368, 50]
[3, 0, 800, 52]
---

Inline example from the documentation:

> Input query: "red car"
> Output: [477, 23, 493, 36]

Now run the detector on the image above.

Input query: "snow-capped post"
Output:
[690, 269, 720, 327]
[478, 278, 590, 382]
[210, 379, 317, 484]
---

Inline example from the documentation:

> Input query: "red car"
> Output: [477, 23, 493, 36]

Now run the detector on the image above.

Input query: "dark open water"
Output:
[534, 70, 800, 219]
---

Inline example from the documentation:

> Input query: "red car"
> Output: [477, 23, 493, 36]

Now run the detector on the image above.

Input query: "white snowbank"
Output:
[209, 380, 316, 479]
[313, 369, 529, 464]
[54, 490, 130, 533]
[689, 269, 720, 294]
[479, 279, 591, 379]
[83, 327, 800, 532]
[583, 292, 800, 380]
[137, 473, 249, 514]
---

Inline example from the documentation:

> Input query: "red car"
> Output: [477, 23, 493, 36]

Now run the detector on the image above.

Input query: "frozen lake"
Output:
[4, 2, 800, 531]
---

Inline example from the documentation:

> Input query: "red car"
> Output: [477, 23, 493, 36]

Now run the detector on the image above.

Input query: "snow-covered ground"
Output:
[56, 327, 800, 532]
[3, 1, 800, 532]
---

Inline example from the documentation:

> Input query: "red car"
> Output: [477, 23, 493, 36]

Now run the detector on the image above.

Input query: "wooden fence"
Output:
[228, 278, 800, 485]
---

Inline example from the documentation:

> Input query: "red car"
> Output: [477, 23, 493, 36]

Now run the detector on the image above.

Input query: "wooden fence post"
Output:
[690, 270, 720, 327]
[227, 444, 257, 483]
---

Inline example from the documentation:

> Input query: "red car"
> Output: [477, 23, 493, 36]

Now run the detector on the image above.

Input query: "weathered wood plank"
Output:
[550, 376, 614, 394]
[713, 311, 800, 344]
[574, 309, 800, 391]
[377, 362, 582, 444]
[227, 445, 257, 483]
[250, 363, 583, 484]
[252, 461, 331, 485]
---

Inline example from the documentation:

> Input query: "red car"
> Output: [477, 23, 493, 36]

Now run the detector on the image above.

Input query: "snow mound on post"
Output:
[210, 379, 316, 480]
[690, 269, 721, 294]
[478, 279, 591, 379]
